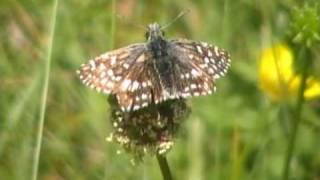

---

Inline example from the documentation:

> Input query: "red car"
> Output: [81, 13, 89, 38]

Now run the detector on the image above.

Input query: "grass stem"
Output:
[282, 46, 309, 180]
[31, 1, 58, 180]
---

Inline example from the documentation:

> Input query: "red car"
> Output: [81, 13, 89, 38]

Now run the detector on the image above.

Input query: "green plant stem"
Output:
[31, 1, 58, 180]
[282, 47, 309, 180]
[156, 154, 173, 180]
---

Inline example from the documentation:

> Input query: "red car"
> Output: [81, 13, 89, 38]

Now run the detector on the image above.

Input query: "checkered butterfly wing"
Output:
[168, 39, 231, 98]
[77, 39, 230, 112]
[77, 44, 158, 112]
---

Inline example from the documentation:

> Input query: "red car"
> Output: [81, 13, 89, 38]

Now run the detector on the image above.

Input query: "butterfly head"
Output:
[145, 23, 165, 41]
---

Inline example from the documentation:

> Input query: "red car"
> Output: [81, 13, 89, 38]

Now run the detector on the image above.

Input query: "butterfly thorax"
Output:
[146, 23, 168, 58]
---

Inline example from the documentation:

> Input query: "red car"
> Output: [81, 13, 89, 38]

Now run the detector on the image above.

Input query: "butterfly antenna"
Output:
[161, 9, 190, 30]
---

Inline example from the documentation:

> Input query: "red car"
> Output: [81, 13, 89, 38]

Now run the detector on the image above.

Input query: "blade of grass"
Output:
[31, 1, 58, 180]
[282, 46, 309, 180]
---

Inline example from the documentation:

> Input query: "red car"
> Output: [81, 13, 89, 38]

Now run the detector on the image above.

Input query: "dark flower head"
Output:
[107, 95, 190, 159]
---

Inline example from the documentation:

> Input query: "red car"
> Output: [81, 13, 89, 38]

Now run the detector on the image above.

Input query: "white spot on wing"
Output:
[107, 81, 114, 88]
[107, 69, 114, 76]
[196, 46, 203, 54]
[123, 63, 130, 69]
[141, 93, 147, 100]
[115, 76, 122, 81]
[111, 56, 116, 66]
[191, 69, 200, 77]
[208, 68, 214, 74]
[213, 74, 220, 79]
[214, 46, 219, 56]
[131, 81, 140, 91]
[202, 42, 208, 47]
[133, 105, 140, 110]
[101, 78, 107, 84]
[185, 73, 190, 79]
[100, 71, 106, 78]
[101, 54, 109, 59]
[121, 79, 131, 90]
[142, 82, 147, 87]
[204, 57, 210, 63]
[98, 64, 106, 71]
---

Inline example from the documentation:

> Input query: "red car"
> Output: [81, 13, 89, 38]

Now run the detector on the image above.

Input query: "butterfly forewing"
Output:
[77, 44, 146, 94]
[114, 51, 156, 111]
[168, 39, 230, 97]
[78, 46, 159, 112]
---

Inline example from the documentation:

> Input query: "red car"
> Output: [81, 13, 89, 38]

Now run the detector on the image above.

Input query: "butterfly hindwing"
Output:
[114, 51, 156, 111]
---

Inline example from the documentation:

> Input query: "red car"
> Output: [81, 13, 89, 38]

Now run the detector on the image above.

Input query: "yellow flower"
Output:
[259, 44, 320, 101]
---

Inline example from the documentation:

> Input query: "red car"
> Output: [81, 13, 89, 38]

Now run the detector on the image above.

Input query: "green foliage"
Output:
[0, 0, 319, 180]
[291, 3, 320, 47]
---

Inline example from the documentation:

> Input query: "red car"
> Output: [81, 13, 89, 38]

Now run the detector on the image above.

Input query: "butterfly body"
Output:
[77, 23, 231, 112]
[146, 23, 178, 101]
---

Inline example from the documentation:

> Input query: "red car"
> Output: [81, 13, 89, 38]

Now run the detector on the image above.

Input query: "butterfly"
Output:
[77, 23, 231, 112]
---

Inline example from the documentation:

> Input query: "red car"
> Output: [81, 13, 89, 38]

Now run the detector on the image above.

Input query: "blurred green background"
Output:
[1, 0, 320, 179]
